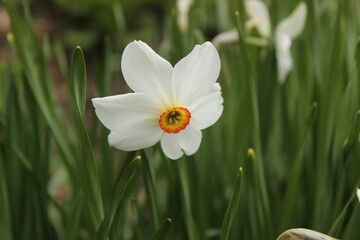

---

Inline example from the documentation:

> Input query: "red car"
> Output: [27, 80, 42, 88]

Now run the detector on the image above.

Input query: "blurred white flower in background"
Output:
[92, 41, 223, 160]
[176, 0, 193, 32]
[357, 188, 360, 202]
[212, 29, 239, 49]
[274, 2, 307, 83]
[276, 228, 339, 240]
[212, 0, 307, 84]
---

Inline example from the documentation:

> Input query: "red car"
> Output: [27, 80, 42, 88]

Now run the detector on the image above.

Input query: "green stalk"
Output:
[141, 150, 160, 229]
[234, 7, 273, 238]
[328, 191, 356, 237]
[220, 168, 243, 240]
[176, 158, 200, 240]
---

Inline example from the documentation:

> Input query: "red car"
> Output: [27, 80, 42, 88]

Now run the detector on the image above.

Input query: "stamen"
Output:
[159, 107, 191, 134]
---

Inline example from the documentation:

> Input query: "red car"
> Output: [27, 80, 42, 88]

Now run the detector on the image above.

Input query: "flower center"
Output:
[159, 107, 191, 134]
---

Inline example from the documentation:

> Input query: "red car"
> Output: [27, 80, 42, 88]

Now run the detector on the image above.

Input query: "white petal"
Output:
[244, 0, 271, 38]
[357, 188, 360, 203]
[177, 124, 202, 155]
[211, 28, 239, 49]
[189, 83, 223, 129]
[172, 42, 221, 107]
[276, 2, 307, 39]
[160, 124, 202, 159]
[161, 132, 183, 160]
[276, 33, 293, 83]
[121, 41, 174, 108]
[92, 93, 162, 151]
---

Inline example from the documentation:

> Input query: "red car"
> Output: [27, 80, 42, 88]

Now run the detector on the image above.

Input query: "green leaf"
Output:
[355, 36, 360, 71]
[0, 151, 13, 240]
[71, 46, 104, 230]
[151, 218, 172, 240]
[4, 3, 76, 183]
[141, 150, 160, 229]
[65, 192, 84, 240]
[220, 168, 243, 240]
[72, 47, 87, 115]
[342, 110, 360, 161]
[97, 156, 141, 240]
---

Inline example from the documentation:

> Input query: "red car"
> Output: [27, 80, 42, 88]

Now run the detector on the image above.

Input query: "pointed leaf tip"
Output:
[151, 218, 172, 240]
[6, 33, 14, 42]
[238, 167, 243, 177]
[247, 148, 256, 160]
[305, 102, 318, 128]
[220, 167, 243, 240]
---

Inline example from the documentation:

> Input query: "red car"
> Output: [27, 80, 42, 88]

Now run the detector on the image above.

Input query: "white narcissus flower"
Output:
[212, 1, 307, 84]
[244, 0, 271, 38]
[275, 2, 307, 83]
[92, 41, 223, 160]
[245, 0, 307, 83]
[357, 188, 360, 203]
[177, 0, 193, 32]
[211, 29, 239, 49]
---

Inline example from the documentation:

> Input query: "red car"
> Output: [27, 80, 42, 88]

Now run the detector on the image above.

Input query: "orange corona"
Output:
[159, 107, 191, 134]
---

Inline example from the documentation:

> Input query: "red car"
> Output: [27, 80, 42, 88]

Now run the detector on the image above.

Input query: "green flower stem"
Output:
[328, 191, 356, 237]
[234, 8, 273, 238]
[220, 168, 243, 240]
[141, 150, 160, 229]
[281, 103, 318, 228]
[176, 157, 200, 240]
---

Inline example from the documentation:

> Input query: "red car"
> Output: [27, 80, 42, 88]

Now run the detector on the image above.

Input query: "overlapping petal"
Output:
[92, 93, 162, 151]
[160, 123, 202, 160]
[188, 83, 223, 130]
[244, 0, 271, 38]
[121, 41, 174, 108]
[276, 2, 307, 39]
[172, 42, 221, 107]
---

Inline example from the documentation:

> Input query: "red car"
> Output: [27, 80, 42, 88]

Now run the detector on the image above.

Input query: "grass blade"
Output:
[97, 156, 141, 240]
[151, 218, 172, 240]
[71, 46, 104, 230]
[220, 167, 243, 240]
[72, 46, 87, 115]
[65, 192, 84, 240]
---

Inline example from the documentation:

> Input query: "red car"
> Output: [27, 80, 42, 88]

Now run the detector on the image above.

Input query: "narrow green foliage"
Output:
[355, 36, 360, 71]
[71, 46, 104, 230]
[0, 152, 13, 240]
[141, 150, 160, 229]
[97, 156, 141, 240]
[177, 159, 200, 240]
[65, 192, 84, 240]
[220, 168, 243, 240]
[328, 191, 356, 237]
[72, 47, 87, 115]
[4, 3, 76, 183]
[342, 111, 360, 161]
[282, 102, 319, 228]
[151, 218, 172, 240]
[305, 102, 318, 129]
